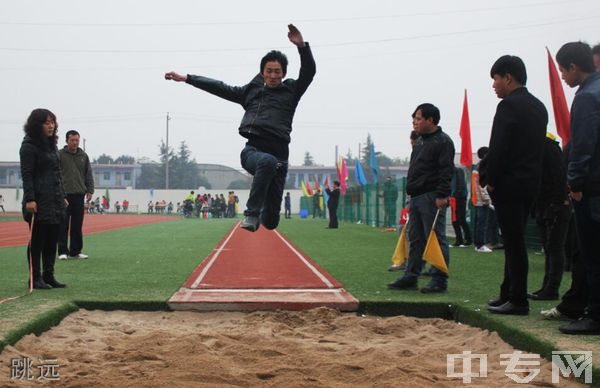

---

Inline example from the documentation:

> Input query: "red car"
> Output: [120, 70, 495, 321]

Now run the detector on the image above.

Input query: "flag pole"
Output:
[430, 208, 441, 234]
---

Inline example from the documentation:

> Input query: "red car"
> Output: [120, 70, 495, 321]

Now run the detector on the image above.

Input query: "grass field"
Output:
[0, 216, 598, 381]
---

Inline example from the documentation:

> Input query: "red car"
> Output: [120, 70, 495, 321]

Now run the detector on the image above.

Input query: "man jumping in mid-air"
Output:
[165, 24, 316, 232]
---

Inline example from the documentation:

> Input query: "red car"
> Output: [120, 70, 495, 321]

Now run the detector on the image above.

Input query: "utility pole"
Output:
[82, 138, 86, 152]
[166, 112, 171, 190]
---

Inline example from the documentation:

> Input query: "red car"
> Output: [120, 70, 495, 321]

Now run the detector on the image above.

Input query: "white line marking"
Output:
[184, 288, 344, 293]
[273, 229, 335, 288]
[190, 221, 241, 288]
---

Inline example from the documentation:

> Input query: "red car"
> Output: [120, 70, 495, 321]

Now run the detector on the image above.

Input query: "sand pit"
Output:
[0, 308, 583, 387]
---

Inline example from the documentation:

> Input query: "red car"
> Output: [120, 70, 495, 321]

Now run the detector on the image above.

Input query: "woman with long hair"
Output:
[20, 108, 67, 289]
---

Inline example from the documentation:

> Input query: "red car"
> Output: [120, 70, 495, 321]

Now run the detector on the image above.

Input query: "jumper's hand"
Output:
[164, 71, 187, 82]
[288, 24, 305, 47]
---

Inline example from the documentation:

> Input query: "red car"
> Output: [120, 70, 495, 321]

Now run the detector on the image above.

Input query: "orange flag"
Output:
[422, 209, 449, 274]
[391, 220, 409, 266]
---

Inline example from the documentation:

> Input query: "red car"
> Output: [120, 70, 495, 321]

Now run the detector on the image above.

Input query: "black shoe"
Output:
[422, 267, 435, 277]
[388, 263, 406, 272]
[487, 301, 529, 315]
[421, 284, 447, 294]
[529, 291, 558, 301]
[559, 318, 600, 335]
[240, 216, 260, 232]
[487, 297, 507, 307]
[43, 275, 66, 288]
[31, 278, 51, 290]
[387, 278, 418, 290]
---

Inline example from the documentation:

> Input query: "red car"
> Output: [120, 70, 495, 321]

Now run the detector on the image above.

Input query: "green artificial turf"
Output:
[0, 216, 598, 382]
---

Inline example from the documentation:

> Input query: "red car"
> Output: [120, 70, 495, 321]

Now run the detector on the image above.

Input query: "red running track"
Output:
[169, 222, 358, 311]
[0, 214, 174, 248]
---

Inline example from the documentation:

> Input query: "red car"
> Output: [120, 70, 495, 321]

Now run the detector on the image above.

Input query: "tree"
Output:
[94, 154, 114, 164]
[114, 155, 135, 164]
[303, 151, 314, 166]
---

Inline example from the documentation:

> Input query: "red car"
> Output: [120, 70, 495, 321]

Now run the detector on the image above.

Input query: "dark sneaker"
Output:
[240, 216, 260, 232]
[487, 297, 507, 307]
[387, 278, 418, 290]
[559, 318, 600, 335]
[487, 301, 529, 315]
[529, 291, 559, 301]
[387, 263, 406, 272]
[421, 284, 447, 294]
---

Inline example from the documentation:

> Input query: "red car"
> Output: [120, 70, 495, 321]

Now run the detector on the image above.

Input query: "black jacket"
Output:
[486, 87, 548, 202]
[326, 187, 340, 209]
[20, 135, 66, 224]
[186, 44, 316, 160]
[568, 72, 600, 195]
[536, 136, 568, 210]
[451, 166, 468, 198]
[406, 127, 455, 198]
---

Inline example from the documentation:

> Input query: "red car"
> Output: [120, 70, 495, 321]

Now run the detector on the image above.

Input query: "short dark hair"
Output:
[490, 55, 527, 85]
[556, 41, 595, 73]
[477, 146, 489, 159]
[412, 103, 440, 125]
[260, 50, 288, 76]
[65, 130, 80, 140]
[23, 108, 58, 147]
[593, 44, 600, 56]
[333, 180, 340, 187]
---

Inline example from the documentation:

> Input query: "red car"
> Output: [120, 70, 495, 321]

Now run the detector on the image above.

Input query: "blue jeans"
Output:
[240, 145, 288, 230]
[572, 195, 600, 321]
[403, 192, 450, 288]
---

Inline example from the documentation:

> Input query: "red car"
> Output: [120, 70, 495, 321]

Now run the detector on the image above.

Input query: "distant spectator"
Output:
[122, 199, 129, 212]
[148, 201, 154, 214]
[284, 192, 291, 219]
[115, 201, 121, 214]
[0, 194, 5, 212]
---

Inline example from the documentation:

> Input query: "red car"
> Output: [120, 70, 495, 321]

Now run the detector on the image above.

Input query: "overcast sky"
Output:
[1, 0, 598, 170]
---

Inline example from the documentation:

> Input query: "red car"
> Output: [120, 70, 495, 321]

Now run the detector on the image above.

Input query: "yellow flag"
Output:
[391, 225, 409, 266]
[300, 181, 310, 197]
[423, 230, 449, 274]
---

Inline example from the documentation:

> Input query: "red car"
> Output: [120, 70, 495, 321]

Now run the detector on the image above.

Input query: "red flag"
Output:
[314, 176, 320, 191]
[305, 180, 314, 196]
[324, 176, 330, 190]
[547, 47, 571, 146]
[339, 159, 348, 195]
[459, 89, 472, 168]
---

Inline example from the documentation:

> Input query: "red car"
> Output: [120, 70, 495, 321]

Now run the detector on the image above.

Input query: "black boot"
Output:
[43, 274, 66, 288]
[31, 277, 51, 290]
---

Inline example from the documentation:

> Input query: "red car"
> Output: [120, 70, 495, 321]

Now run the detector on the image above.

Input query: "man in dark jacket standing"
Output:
[450, 166, 472, 247]
[165, 24, 315, 233]
[555, 41, 600, 334]
[58, 130, 94, 260]
[388, 103, 455, 293]
[325, 181, 340, 229]
[485, 55, 548, 315]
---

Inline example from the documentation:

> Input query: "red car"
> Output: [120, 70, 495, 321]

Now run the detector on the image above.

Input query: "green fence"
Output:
[298, 176, 542, 250]
[299, 178, 407, 228]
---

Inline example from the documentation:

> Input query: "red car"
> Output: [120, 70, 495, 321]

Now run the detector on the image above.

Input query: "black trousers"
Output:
[58, 193, 85, 256]
[572, 194, 600, 321]
[536, 203, 570, 294]
[27, 221, 59, 281]
[494, 199, 532, 306]
[328, 205, 338, 228]
[557, 212, 587, 319]
[452, 196, 472, 244]
[240, 145, 288, 230]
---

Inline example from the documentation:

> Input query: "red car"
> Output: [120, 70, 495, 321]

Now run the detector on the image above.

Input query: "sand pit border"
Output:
[1, 300, 598, 385]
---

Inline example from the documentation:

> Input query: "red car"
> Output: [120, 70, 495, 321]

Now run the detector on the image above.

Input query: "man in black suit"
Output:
[325, 181, 340, 229]
[484, 55, 548, 315]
